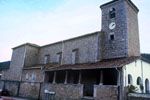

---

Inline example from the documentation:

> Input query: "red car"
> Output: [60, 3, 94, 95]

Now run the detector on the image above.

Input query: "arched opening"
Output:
[109, 8, 116, 19]
[128, 74, 133, 85]
[145, 79, 150, 93]
[137, 77, 142, 85]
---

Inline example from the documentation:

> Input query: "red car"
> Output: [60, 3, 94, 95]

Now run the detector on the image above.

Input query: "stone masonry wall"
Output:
[2, 46, 25, 81]
[94, 85, 118, 100]
[39, 32, 100, 65]
[101, 0, 128, 59]
[21, 68, 44, 83]
[24, 45, 39, 67]
[4, 81, 20, 96]
[41, 83, 83, 100]
[19, 82, 41, 99]
[126, 1, 140, 57]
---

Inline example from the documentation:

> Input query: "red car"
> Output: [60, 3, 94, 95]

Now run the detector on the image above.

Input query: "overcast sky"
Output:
[0, 0, 150, 62]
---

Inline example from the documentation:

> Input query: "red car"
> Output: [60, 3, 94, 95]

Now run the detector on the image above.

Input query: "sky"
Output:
[0, 0, 150, 62]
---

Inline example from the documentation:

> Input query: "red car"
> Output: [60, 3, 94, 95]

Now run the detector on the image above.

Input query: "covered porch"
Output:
[42, 68, 120, 100]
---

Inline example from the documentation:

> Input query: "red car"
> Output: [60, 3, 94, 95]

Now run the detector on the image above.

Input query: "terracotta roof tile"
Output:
[45, 56, 139, 71]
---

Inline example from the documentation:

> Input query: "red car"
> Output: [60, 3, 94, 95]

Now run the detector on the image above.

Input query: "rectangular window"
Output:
[72, 49, 79, 64]
[109, 32, 115, 41]
[57, 52, 62, 64]
[44, 55, 50, 64]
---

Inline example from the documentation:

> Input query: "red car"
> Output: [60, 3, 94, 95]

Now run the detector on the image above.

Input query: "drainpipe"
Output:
[61, 41, 64, 65]
[141, 60, 144, 93]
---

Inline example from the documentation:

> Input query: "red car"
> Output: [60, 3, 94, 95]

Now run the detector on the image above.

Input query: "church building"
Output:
[0, 0, 150, 100]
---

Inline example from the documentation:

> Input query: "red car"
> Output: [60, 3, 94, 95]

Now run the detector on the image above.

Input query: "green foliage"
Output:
[127, 85, 138, 93]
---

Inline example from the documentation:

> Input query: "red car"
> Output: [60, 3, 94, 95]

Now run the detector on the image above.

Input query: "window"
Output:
[145, 79, 150, 93]
[31, 73, 36, 81]
[109, 8, 116, 19]
[72, 49, 79, 64]
[57, 52, 62, 64]
[128, 74, 133, 85]
[109, 32, 115, 41]
[44, 55, 50, 64]
[137, 77, 142, 85]
[25, 73, 29, 80]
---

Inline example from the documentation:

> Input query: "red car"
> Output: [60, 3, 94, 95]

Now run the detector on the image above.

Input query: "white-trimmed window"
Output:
[44, 55, 50, 64]
[25, 73, 29, 80]
[72, 49, 79, 64]
[57, 52, 62, 64]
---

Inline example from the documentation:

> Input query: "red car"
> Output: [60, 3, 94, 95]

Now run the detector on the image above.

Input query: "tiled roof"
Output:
[141, 54, 150, 63]
[0, 61, 10, 70]
[45, 56, 139, 71]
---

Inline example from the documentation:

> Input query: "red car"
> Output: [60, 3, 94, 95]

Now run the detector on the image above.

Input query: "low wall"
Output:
[128, 93, 150, 100]
[94, 85, 118, 100]
[41, 83, 83, 100]
[19, 82, 41, 99]
[2, 80, 20, 96]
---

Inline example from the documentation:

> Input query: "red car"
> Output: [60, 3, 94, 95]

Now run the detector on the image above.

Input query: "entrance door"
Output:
[83, 84, 94, 97]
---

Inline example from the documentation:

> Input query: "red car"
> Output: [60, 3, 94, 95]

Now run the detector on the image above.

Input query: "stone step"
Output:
[81, 96, 94, 100]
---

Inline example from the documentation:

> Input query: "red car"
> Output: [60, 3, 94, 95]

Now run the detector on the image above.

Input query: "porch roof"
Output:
[45, 56, 139, 71]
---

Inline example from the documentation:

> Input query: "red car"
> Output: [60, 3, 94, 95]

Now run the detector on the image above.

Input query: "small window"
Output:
[57, 52, 62, 64]
[109, 32, 115, 41]
[25, 73, 29, 80]
[31, 73, 36, 81]
[109, 8, 116, 19]
[128, 74, 133, 85]
[44, 55, 50, 64]
[137, 77, 142, 85]
[72, 49, 79, 64]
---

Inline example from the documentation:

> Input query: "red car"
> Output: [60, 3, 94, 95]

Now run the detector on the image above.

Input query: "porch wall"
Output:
[41, 83, 83, 100]
[19, 82, 41, 99]
[94, 85, 118, 100]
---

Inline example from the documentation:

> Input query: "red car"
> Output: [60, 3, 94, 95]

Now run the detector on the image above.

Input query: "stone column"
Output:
[78, 70, 82, 84]
[53, 71, 56, 84]
[64, 71, 68, 84]
[99, 70, 103, 85]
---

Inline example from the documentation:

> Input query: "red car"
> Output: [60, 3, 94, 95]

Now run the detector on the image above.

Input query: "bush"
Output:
[127, 85, 138, 93]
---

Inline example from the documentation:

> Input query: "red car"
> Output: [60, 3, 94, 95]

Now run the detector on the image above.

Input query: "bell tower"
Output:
[100, 0, 140, 59]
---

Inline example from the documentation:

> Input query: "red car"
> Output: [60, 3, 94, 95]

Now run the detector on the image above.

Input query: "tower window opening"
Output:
[109, 32, 115, 41]
[109, 8, 116, 19]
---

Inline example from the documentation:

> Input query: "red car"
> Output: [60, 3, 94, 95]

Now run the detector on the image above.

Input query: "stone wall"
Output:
[126, 0, 140, 57]
[100, 0, 140, 59]
[128, 93, 150, 100]
[19, 82, 41, 99]
[100, 0, 128, 59]
[24, 45, 39, 67]
[2, 46, 25, 81]
[94, 85, 118, 100]
[41, 83, 83, 100]
[3, 81, 20, 96]
[38, 32, 100, 65]
[22, 68, 44, 83]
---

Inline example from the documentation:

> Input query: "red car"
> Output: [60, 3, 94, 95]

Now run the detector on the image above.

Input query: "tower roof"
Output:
[100, 0, 139, 12]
